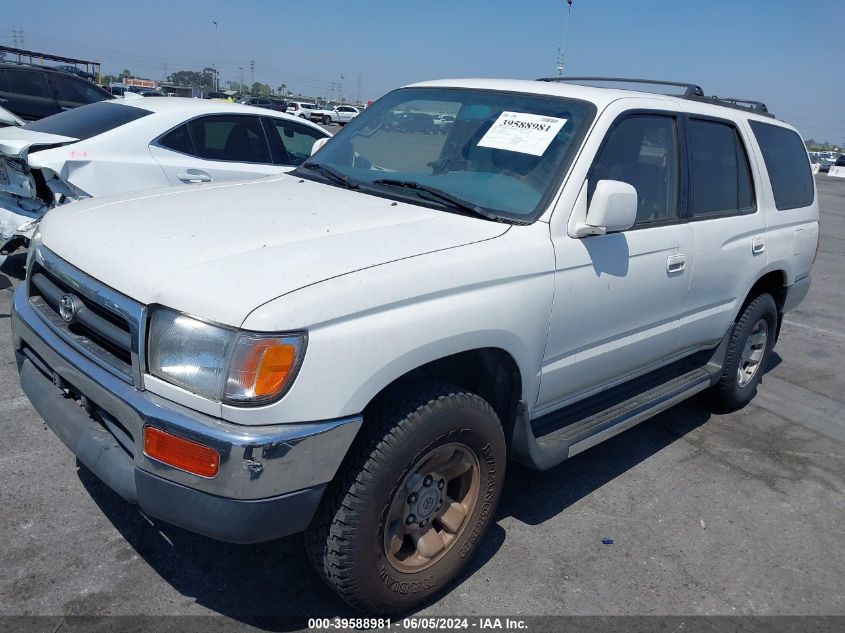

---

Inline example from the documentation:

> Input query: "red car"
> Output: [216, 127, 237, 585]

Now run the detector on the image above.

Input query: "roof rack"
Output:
[537, 76, 774, 118]
[538, 76, 704, 98]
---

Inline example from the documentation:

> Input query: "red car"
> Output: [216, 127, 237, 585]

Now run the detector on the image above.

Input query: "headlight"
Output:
[148, 308, 305, 405]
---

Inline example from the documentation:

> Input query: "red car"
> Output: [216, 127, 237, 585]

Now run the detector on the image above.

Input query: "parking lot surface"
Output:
[0, 176, 843, 624]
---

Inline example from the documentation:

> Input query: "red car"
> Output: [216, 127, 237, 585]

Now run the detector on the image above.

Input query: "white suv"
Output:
[286, 101, 318, 118]
[11, 77, 818, 613]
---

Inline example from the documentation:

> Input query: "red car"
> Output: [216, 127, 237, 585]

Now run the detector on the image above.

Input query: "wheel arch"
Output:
[360, 346, 525, 447]
[737, 269, 788, 337]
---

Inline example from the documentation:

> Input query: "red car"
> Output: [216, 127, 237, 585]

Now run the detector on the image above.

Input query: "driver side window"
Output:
[589, 114, 680, 226]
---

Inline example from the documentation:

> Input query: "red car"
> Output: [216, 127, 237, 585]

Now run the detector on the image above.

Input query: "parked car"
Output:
[10, 78, 818, 613]
[0, 97, 331, 256]
[237, 96, 287, 111]
[829, 154, 845, 178]
[53, 64, 98, 82]
[0, 62, 113, 121]
[139, 89, 166, 98]
[309, 104, 361, 126]
[393, 111, 436, 134]
[287, 101, 318, 118]
[334, 104, 360, 125]
[433, 113, 455, 133]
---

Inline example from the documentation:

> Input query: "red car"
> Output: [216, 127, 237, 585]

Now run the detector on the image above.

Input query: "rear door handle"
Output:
[667, 254, 686, 274]
[176, 171, 212, 183]
[752, 236, 766, 254]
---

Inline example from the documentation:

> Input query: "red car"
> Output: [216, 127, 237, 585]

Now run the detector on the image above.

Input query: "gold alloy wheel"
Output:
[383, 442, 481, 573]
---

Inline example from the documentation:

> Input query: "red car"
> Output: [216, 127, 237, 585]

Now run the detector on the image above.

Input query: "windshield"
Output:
[302, 87, 595, 221]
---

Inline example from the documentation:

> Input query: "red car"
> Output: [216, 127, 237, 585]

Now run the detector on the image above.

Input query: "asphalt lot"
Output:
[0, 176, 843, 626]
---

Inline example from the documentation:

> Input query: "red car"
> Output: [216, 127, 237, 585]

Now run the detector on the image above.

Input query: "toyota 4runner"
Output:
[11, 77, 819, 613]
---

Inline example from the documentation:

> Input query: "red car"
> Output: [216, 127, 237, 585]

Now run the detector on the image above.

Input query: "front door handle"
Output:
[752, 236, 766, 255]
[667, 254, 686, 274]
[176, 171, 212, 183]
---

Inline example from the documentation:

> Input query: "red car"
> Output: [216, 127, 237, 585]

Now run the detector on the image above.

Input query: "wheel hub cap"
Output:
[737, 318, 768, 387]
[383, 442, 480, 573]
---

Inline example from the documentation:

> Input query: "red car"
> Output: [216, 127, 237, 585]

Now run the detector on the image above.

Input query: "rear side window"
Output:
[159, 124, 194, 155]
[53, 75, 110, 105]
[749, 121, 814, 210]
[6, 69, 53, 98]
[188, 115, 272, 163]
[23, 101, 152, 140]
[689, 119, 754, 216]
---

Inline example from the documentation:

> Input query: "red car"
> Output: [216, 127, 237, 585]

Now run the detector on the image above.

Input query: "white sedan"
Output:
[0, 97, 331, 255]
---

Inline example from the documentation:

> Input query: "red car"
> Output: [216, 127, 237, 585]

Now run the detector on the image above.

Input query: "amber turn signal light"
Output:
[143, 426, 220, 478]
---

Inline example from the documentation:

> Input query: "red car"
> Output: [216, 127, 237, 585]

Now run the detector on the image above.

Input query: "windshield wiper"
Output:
[300, 162, 359, 190]
[371, 178, 506, 223]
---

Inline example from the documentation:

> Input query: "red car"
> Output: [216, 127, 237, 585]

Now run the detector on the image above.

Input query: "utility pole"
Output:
[249, 59, 255, 89]
[339, 74, 345, 103]
[239, 67, 244, 90]
[356, 74, 362, 104]
[212, 21, 219, 91]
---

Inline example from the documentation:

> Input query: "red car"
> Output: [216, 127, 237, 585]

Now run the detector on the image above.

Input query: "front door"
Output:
[537, 111, 692, 414]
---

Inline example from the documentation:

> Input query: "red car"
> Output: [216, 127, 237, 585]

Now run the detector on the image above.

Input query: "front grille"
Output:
[28, 248, 146, 385]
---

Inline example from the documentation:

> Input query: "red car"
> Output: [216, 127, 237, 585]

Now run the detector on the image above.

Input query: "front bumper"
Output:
[11, 284, 362, 543]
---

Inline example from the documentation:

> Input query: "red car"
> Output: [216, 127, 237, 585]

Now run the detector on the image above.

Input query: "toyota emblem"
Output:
[59, 294, 79, 324]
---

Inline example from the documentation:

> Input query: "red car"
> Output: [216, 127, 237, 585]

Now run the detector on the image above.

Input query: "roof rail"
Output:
[538, 76, 704, 98]
[537, 76, 775, 118]
[688, 96, 773, 117]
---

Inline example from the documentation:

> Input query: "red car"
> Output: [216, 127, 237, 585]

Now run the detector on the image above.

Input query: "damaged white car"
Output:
[0, 97, 331, 256]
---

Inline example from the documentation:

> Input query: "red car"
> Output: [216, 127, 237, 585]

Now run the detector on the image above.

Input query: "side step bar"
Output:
[511, 367, 714, 471]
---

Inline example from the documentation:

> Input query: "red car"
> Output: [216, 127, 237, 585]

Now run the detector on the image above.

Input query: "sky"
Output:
[4, 0, 844, 143]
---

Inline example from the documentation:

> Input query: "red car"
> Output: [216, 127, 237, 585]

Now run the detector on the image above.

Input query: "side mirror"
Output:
[310, 137, 330, 156]
[575, 180, 637, 237]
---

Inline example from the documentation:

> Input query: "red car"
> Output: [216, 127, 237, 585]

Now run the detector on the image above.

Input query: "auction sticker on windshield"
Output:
[477, 111, 567, 156]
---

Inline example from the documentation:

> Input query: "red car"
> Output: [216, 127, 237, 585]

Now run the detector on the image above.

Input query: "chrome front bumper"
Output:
[11, 284, 362, 541]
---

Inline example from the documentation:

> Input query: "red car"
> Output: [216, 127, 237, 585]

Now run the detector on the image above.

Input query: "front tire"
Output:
[708, 293, 777, 410]
[305, 381, 506, 613]
[322, 115, 332, 125]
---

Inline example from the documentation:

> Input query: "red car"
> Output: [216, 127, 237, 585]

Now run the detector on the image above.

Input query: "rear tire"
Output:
[305, 381, 506, 613]
[708, 293, 777, 411]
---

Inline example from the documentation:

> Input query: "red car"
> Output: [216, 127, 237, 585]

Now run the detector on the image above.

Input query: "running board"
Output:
[511, 367, 713, 471]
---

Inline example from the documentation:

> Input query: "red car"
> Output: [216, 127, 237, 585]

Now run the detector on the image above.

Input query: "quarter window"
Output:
[589, 114, 680, 225]
[159, 124, 194, 155]
[749, 121, 814, 210]
[689, 119, 754, 216]
[187, 115, 272, 163]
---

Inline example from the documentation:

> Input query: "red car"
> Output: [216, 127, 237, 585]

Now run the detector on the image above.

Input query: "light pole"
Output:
[212, 20, 219, 92]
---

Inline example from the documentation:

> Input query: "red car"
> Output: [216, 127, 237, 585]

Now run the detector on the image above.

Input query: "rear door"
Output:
[0, 68, 60, 120]
[150, 113, 288, 185]
[674, 115, 767, 352]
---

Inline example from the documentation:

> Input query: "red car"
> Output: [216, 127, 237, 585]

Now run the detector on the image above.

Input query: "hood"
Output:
[0, 127, 78, 158]
[39, 175, 510, 327]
